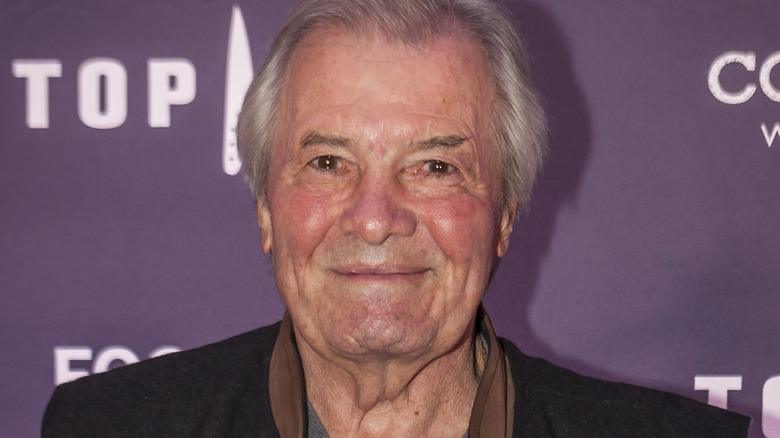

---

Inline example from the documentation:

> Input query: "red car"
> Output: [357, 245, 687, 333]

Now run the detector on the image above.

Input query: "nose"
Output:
[338, 171, 416, 245]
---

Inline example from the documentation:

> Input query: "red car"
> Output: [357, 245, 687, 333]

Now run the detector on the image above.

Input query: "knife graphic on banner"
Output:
[222, 4, 254, 176]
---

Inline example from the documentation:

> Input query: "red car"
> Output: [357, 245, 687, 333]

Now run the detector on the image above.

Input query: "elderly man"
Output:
[43, 0, 750, 436]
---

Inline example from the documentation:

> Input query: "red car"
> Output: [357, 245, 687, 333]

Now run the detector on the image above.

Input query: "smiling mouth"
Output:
[331, 266, 429, 281]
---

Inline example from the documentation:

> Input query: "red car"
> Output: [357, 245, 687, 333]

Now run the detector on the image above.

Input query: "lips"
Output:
[330, 264, 430, 280]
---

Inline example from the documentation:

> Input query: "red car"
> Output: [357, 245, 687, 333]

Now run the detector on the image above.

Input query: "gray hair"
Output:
[237, 0, 547, 212]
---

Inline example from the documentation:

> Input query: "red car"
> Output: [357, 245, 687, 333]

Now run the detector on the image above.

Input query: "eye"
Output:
[424, 160, 458, 175]
[309, 155, 340, 170]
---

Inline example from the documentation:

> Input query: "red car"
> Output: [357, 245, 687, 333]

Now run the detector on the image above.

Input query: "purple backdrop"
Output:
[2, 0, 778, 436]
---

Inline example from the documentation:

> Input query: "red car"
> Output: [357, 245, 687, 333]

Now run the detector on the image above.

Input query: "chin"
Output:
[332, 310, 438, 357]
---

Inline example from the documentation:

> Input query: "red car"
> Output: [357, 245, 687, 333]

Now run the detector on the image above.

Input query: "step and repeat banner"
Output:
[1, 0, 778, 436]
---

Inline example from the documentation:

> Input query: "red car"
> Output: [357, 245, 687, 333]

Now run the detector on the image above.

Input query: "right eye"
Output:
[309, 155, 340, 170]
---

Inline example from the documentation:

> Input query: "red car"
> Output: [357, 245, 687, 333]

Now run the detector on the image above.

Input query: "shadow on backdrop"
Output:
[485, 3, 763, 434]
[485, 0, 598, 376]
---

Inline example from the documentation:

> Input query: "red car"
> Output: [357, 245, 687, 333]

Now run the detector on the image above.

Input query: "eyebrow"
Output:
[300, 132, 469, 151]
[415, 135, 469, 150]
[300, 132, 350, 148]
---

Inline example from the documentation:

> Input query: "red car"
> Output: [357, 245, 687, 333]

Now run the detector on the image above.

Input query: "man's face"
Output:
[259, 31, 514, 364]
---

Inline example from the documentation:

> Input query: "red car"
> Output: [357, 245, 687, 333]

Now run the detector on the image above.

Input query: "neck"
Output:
[297, 328, 479, 438]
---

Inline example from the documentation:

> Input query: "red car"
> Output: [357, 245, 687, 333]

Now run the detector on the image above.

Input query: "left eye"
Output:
[425, 160, 458, 175]
[310, 155, 340, 170]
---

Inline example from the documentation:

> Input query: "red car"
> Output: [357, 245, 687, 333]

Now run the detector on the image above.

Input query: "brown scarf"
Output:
[269, 306, 514, 437]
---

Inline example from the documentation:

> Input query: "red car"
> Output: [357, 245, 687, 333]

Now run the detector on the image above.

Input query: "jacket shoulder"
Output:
[500, 338, 751, 437]
[42, 322, 282, 438]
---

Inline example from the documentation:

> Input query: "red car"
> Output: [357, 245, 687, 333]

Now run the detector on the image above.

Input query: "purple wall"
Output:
[2, 1, 777, 436]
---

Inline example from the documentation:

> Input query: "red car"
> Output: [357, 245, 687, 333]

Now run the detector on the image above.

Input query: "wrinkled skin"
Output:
[257, 30, 515, 435]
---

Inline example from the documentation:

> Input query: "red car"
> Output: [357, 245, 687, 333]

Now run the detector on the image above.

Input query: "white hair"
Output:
[237, 0, 547, 212]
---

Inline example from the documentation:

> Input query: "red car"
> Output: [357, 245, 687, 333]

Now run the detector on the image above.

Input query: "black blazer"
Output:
[42, 321, 751, 437]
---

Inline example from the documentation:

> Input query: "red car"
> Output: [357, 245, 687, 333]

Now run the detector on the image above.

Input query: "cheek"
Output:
[272, 187, 339, 257]
[426, 196, 497, 264]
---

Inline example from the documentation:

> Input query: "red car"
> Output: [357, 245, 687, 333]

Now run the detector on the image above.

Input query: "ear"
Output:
[257, 200, 273, 254]
[496, 204, 516, 258]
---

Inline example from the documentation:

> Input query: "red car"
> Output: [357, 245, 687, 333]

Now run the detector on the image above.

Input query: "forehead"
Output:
[279, 30, 495, 145]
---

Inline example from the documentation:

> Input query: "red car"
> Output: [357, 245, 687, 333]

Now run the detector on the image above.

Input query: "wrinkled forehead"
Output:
[285, 24, 492, 87]
[276, 29, 496, 147]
